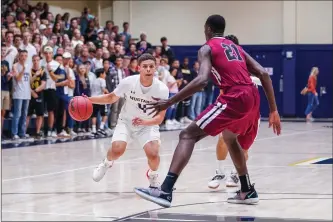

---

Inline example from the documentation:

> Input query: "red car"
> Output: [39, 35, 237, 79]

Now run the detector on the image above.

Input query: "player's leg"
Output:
[208, 133, 228, 189]
[92, 119, 130, 182]
[134, 121, 208, 207]
[143, 141, 160, 188]
[139, 126, 161, 188]
[226, 117, 259, 204]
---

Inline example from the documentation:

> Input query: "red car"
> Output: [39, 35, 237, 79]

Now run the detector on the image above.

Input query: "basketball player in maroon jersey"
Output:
[134, 14, 281, 207]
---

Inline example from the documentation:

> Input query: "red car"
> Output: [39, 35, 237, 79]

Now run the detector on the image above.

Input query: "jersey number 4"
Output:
[221, 43, 243, 61]
[138, 103, 147, 113]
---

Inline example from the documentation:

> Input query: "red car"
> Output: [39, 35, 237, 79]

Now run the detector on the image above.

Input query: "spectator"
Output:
[26, 55, 46, 138]
[41, 46, 62, 137]
[62, 52, 76, 136]
[120, 22, 131, 49]
[39, 24, 48, 46]
[128, 57, 139, 76]
[92, 47, 103, 71]
[160, 36, 175, 65]
[104, 20, 114, 37]
[75, 63, 91, 134]
[165, 68, 180, 129]
[90, 68, 109, 135]
[11, 49, 31, 140]
[127, 43, 137, 57]
[71, 28, 84, 48]
[4, 31, 18, 70]
[20, 31, 37, 68]
[1, 44, 12, 138]
[189, 61, 203, 120]
[136, 32, 152, 50]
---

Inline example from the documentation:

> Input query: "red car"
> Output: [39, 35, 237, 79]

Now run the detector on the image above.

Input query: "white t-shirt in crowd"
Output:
[40, 59, 60, 90]
[12, 62, 31, 100]
[88, 71, 96, 84]
[5, 45, 18, 71]
[20, 43, 37, 68]
[64, 67, 75, 97]
[91, 77, 106, 96]
[114, 75, 169, 121]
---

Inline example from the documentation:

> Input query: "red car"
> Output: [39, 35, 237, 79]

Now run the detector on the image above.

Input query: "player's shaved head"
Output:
[205, 14, 226, 35]
[138, 53, 156, 65]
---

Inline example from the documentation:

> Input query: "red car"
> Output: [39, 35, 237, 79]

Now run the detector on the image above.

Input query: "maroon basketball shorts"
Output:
[196, 85, 260, 150]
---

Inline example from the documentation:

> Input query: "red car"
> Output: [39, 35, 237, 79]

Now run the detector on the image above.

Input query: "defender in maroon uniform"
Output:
[134, 14, 281, 207]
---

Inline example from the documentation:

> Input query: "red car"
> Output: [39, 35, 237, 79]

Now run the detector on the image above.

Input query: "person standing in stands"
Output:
[189, 61, 204, 120]
[26, 55, 46, 139]
[180, 57, 193, 123]
[42, 46, 64, 138]
[1, 44, 12, 139]
[120, 22, 131, 49]
[63, 52, 77, 136]
[160, 37, 175, 65]
[11, 50, 31, 140]
[75, 63, 92, 135]
[304, 67, 320, 122]
[90, 68, 109, 135]
[53, 54, 71, 137]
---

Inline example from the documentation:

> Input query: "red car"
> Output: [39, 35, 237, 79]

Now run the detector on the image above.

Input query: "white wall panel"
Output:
[296, 1, 332, 44]
[129, 1, 283, 45]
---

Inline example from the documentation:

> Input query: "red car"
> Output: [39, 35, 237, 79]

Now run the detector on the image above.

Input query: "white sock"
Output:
[104, 158, 113, 167]
[92, 125, 96, 133]
[217, 160, 225, 175]
[100, 122, 105, 130]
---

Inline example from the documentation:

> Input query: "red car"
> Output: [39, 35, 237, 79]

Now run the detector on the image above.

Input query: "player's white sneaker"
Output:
[146, 169, 159, 188]
[208, 169, 226, 189]
[92, 159, 113, 182]
[226, 172, 239, 187]
[165, 120, 175, 130]
[172, 119, 181, 125]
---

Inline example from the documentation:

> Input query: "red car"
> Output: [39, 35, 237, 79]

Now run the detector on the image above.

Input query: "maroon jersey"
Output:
[206, 37, 253, 92]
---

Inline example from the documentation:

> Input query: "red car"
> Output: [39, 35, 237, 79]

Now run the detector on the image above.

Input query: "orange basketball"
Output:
[68, 96, 93, 121]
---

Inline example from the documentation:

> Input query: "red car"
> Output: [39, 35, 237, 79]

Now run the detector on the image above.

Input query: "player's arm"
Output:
[244, 51, 277, 112]
[88, 77, 129, 104]
[88, 92, 119, 105]
[168, 45, 211, 105]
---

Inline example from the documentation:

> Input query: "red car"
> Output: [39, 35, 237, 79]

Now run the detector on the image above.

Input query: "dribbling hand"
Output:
[132, 117, 144, 126]
[269, 110, 281, 135]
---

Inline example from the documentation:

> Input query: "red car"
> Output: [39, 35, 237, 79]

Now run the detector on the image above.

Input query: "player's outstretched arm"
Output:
[244, 51, 277, 112]
[168, 45, 212, 105]
[244, 51, 281, 135]
[87, 92, 119, 105]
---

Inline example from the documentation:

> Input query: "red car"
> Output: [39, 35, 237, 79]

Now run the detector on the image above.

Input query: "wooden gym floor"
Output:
[1, 122, 332, 221]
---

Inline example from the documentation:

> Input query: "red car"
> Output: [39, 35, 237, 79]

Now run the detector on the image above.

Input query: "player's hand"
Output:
[132, 117, 145, 126]
[268, 110, 281, 135]
[146, 97, 171, 117]
[81, 94, 88, 98]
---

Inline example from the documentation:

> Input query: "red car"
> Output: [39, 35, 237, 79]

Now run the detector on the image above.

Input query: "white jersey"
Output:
[250, 76, 262, 87]
[114, 75, 169, 122]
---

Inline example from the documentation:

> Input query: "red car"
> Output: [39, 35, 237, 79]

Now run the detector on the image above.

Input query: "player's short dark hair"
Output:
[205, 14, 226, 34]
[138, 53, 156, 65]
[225, 34, 239, 45]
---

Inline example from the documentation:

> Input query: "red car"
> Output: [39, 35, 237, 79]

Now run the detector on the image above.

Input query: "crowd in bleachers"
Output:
[1, 0, 217, 140]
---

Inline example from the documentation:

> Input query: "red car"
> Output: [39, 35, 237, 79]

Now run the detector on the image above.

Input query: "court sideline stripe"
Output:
[2, 128, 327, 182]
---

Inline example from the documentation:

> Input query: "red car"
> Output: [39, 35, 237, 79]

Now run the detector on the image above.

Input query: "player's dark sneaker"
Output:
[227, 184, 259, 205]
[134, 187, 173, 208]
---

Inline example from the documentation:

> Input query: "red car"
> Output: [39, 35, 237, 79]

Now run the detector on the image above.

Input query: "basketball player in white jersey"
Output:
[208, 76, 262, 189]
[87, 53, 169, 187]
